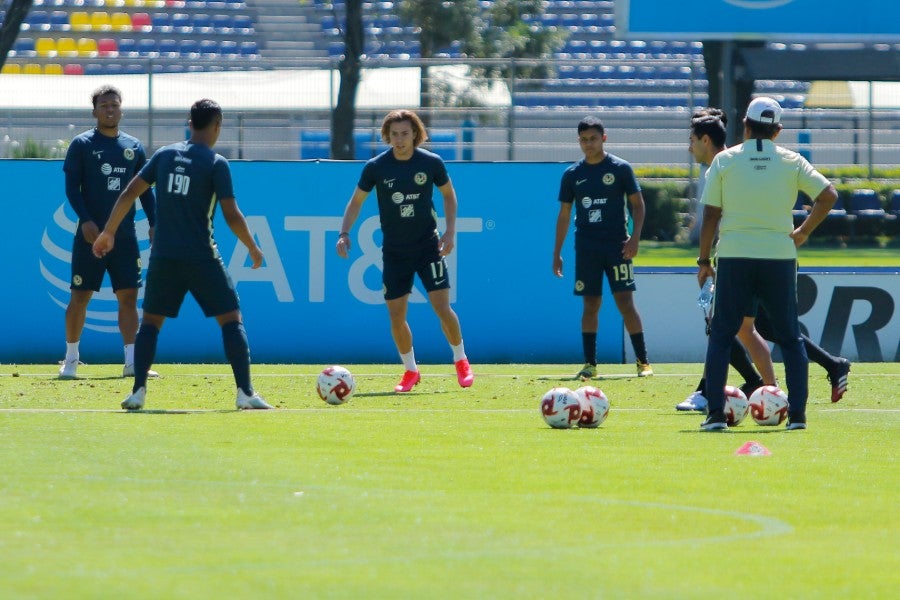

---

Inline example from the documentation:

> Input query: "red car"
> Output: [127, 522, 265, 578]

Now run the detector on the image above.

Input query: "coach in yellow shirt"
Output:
[696, 97, 838, 431]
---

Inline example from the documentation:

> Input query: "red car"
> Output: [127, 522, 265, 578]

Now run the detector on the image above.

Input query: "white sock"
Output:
[65, 342, 79, 362]
[451, 341, 467, 362]
[400, 349, 417, 372]
[124, 344, 135, 366]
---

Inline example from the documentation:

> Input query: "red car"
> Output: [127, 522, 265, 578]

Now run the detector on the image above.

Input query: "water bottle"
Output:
[697, 276, 715, 310]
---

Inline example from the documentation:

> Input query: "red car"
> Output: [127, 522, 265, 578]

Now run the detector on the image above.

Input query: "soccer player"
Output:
[335, 109, 474, 393]
[59, 85, 158, 380]
[697, 97, 838, 431]
[553, 116, 652, 380]
[92, 99, 271, 410]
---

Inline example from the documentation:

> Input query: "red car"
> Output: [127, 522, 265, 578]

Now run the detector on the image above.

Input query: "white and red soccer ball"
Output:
[317, 366, 356, 405]
[723, 385, 750, 426]
[540, 387, 582, 429]
[575, 385, 610, 428]
[749, 385, 790, 426]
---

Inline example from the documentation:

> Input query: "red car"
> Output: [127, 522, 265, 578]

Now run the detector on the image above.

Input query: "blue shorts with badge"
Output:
[574, 245, 636, 296]
[382, 238, 451, 301]
[142, 256, 240, 318]
[70, 234, 142, 292]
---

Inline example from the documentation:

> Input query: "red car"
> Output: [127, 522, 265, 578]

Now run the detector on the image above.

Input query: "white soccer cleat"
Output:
[122, 387, 146, 411]
[58, 359, 79, 380]
[676, 391, 708, 412]
[236, 389, 274, 410]
[123, 364, 160, 378]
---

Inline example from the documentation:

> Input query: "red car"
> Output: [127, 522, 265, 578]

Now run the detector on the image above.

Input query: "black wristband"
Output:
[339, 232, 349, 238]
[696, 257, 711, 266]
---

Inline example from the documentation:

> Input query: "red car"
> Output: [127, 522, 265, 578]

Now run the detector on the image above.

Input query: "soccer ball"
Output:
[748, 385, 790, 426]
[317, 366, 355, 405]
[575, 385, 610, 428]
[540, 387, 582, 429]
[723, 385, 750, 426]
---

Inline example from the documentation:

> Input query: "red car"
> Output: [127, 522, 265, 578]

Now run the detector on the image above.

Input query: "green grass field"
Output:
[1, 362, 897, 599]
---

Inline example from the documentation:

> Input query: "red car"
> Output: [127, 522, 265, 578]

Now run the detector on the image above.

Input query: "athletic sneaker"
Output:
[58, 359, 80, 379]
[676, 391, 708, 412]
[121, 387, 146, 410]
[700, 413, 728, 432]
[123, 364, 160, 378]
[636, 360, 654, 377]
[235, 389, 274, 410]
[785, 421, 808, 431]
[576, 363, 597, 380]
[826, 358, 851, 403]
[455, 359, 474, 388]
[394, 370, 421, 393]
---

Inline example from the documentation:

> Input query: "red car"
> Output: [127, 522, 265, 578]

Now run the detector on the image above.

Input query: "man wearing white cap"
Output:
[695, 97, 838, 431]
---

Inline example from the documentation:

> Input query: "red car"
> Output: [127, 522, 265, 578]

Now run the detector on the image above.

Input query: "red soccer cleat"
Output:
[455, 359, 474, 388]
[394, 370, 421, 393]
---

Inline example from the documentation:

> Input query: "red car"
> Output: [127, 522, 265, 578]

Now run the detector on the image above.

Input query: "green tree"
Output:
[330, 0, 364, 159]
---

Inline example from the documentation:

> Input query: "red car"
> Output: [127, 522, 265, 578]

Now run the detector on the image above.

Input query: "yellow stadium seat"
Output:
[24, 63, 43, 75]
[77, 37, 98, 57]
[56, 37, 79, 57]
[35, 37, 57, 57]
[124, 0, 146, 6]
[90, 12, 112, 31]
[44, 63, 64, 75]
[2, 63, 23, 74]
[105, 0, 125, 6]
[111, 12, 133, 31]
[70, 11, 91, 32]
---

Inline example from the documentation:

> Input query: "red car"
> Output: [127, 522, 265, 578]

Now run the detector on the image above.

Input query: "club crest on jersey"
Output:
[73, 275, 83, 286]
[603, 173, 615, 185]
[123, 148, 135, 161]
[101, 163, 113, 175]
[400, 205, 415, 218]
[575, 280, 585, 292]
[391, 191, 405, 204]
[414, 172, 427, 185]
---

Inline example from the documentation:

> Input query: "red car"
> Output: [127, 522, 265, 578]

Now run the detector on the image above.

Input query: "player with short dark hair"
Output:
[336, 109, 474, 392]
[553, 116, 652, 380]
[697, 97, 838, 431]
[59, 85, 158, 380]
[93, 98, 271, 410]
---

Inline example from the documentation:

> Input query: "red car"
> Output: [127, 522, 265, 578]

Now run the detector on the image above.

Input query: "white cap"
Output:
[746, 97, 782, 124]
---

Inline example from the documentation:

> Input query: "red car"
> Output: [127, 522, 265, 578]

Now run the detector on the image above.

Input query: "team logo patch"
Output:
[602, 173, 615, 185]
[123, 148, 135, 161]
[101, 163, 112, 175]
[391, 191, 405, 204]
[581, 196, 592, 209]
[107, 177, 121, 191]
[414, 172, 427, 185]
[589, 209, 602, 223]
[575, 280, 585, 292]
[73, 275, 83, 286]
[400, 205, 415, 218]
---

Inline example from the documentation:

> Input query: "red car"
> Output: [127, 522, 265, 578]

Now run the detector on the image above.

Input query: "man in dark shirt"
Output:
[336, 109, 474, 392]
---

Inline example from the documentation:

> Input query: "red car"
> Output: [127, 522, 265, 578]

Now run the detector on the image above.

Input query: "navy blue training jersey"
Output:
[139, 141, 234, 260]
[63, 128, 150, 239]
[357, 148, 450, 251]
[558, 153, 641, 249]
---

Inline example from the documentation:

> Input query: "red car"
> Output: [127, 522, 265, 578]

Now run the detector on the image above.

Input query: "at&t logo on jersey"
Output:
[391, 191, 404, 204]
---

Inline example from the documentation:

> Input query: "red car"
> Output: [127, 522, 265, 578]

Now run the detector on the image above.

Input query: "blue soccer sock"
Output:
[133, 323, 159, 393]
[222, 320, 253, 396]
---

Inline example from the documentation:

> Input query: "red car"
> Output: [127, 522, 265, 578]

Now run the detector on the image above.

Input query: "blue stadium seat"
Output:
[24, 10, 51, 31]
[232, 14, 253, 34]
[13, 37, 37, 57]
[172, 14, 192, 33]
[192, 14, 213, 32]
[200, 39, 220, 56]
[179, 39, 201, 56]
[218, 40, 239, 56]
[158, 39, 179, 56]
[239, 40, 258, 56]
[138, 38, 159, 56]
[118, 38, 137, 56]
[212, 13, 233, 33]
[83, 63, 104, 75]
[151, 13, 172, 32]
[50, 10, 69, 30]
[123, 63, 145, 75]
[849, 189, 883, 218]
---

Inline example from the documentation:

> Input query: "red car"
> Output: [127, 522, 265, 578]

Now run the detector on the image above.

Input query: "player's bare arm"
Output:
[553, 202, 572, 277]
[92, 174, 149, 258]
[791, 184, 838, 247]
[221, 198, 264, 269]
[438, 180, 457, 257]
[80, 220, 101, 244]
[336, 187, 368, 258]
[697, 204, 721, 286]
[623, 191, 646, 259]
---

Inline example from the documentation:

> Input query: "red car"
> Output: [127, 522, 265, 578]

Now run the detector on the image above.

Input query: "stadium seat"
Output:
[151, 12, 172, 31]
[138, 38, 159, 55]
[23, 63, 43, 74]
[199, 39, 219, 56]
[77, 37, 99, 56]
[171, 13, 192, 32]
[118, 37, 137, 55]
[179, 39, 201, 56]
[13, 38, 37, 57]
[1, 63, 23, 74]
[44, 63, 64, 75]
[84, 62, 105, 75]
[158, 38, 178, 56]
[24, 10, 51, 31]
[97, 38, 118, 56]
[232, 14, 252, 34]
[50, 10, 70, 30]
[131, 12, 152, 30]
[90, 12, 112, 31]
[123, 63, 145, 74]
[218, 40, 238, 56]
[35, 37, 57, 56]
[849, 188, 887, 236]
[192, 13, 213, 32]
[111, 12, 133, 31]
[891, 190, 900, 218]
[69, 12, 91, 31]
[239, 40, 258, 56]
[63, 63, 85, 75]
[212, 13, 233, 33]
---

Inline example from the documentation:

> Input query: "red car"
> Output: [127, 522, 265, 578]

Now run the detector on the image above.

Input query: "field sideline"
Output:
[1, 362, 897, 599]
